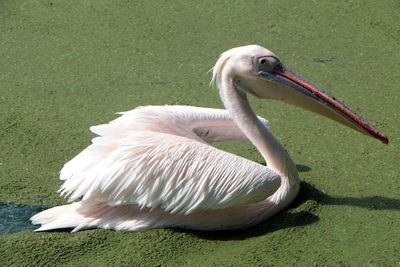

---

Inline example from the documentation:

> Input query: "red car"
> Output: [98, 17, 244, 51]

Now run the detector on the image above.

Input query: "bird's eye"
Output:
[256, 56, 280, 72]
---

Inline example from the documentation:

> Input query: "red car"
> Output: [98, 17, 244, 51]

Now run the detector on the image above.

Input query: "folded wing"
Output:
[59, 106, 279, 215]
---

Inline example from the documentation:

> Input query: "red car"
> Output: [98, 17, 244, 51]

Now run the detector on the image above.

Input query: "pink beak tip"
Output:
[381, 135, 389, 144]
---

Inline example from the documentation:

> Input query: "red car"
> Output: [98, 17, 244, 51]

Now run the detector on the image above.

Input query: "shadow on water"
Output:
[296, 164, 312, 173]
[0, 202, 47, 234]
[296, 182, 400, 211]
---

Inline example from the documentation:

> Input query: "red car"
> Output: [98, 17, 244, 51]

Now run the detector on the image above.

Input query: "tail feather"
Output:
[30, 201, 155, 232]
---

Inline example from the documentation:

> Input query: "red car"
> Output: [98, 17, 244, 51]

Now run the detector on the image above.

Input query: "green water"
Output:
[0, 0, 399, 266]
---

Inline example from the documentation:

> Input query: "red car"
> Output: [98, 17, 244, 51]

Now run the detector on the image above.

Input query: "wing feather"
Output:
[60, 132, 280, 214]
[59, 105, 279, 215]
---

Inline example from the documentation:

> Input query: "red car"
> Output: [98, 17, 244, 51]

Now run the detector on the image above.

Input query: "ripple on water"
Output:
[0, 202, 47, 233]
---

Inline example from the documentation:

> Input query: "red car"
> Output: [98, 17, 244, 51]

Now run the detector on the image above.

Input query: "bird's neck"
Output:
[219, 74, 300, 207]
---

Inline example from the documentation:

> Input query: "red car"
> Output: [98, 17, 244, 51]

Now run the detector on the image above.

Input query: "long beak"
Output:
[248, 64, 388, 144]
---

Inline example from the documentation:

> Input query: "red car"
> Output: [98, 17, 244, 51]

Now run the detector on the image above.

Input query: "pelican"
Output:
[31, 45, 388, 232]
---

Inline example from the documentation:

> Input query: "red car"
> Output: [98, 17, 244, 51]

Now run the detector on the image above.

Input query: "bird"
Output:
[31, 45, 388, 232]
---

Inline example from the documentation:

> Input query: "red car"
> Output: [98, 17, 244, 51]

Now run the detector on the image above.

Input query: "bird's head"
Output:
[212, 45, 388, 144]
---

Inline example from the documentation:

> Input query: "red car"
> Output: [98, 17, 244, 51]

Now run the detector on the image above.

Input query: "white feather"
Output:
[31, 45, 311, 232]
[59, 106, 279, 215]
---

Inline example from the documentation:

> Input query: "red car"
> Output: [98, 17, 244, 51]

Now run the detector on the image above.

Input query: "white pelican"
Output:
[31, 45, 388, 232]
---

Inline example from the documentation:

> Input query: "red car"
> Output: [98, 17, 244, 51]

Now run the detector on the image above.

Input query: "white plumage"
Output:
[31, 45, 387, 232]
[59, 106, 278, 214]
